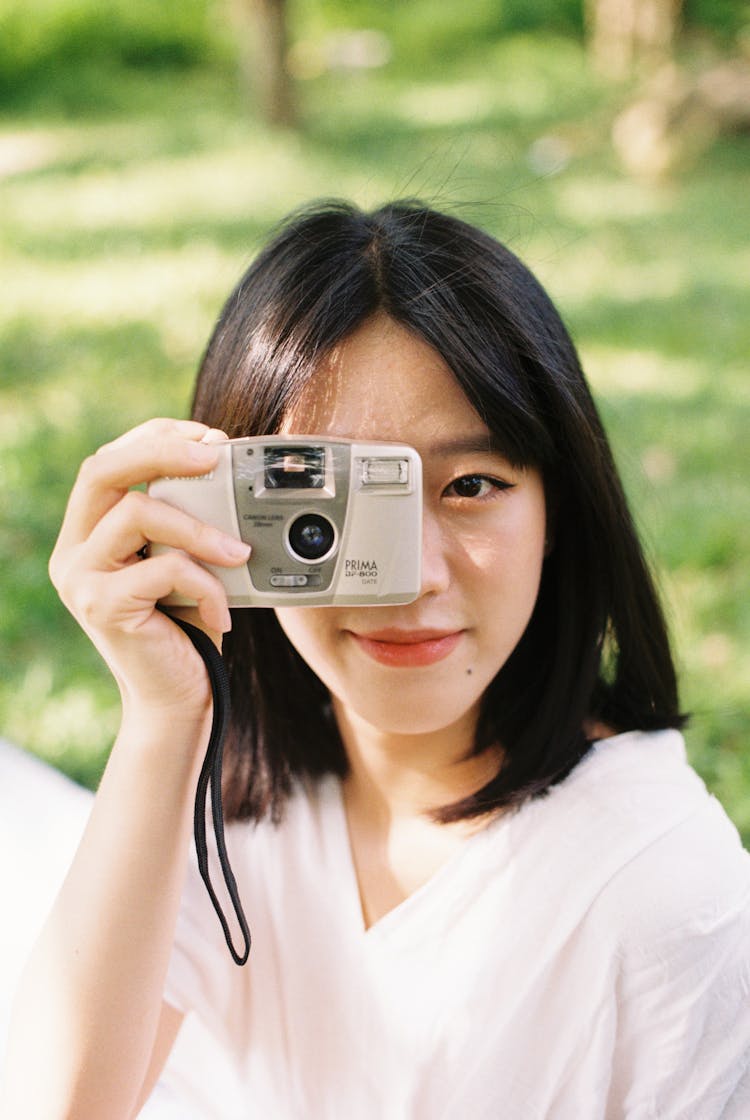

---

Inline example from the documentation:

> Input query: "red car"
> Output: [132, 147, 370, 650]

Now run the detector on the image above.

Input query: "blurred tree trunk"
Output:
[231, 0, 296, 127]
[586, 0, 684, 78]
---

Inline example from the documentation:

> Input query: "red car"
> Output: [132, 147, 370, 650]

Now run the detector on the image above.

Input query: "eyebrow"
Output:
[429, 435, 511, 458]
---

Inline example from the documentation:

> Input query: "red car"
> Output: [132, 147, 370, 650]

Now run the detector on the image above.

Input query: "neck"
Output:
[333, 698, 501, 825]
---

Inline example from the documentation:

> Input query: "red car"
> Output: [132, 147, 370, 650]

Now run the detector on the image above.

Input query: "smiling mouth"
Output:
[348, 628, 464, 667]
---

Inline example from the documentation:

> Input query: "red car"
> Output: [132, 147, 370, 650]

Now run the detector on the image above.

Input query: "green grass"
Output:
[1, 23, 748, 841]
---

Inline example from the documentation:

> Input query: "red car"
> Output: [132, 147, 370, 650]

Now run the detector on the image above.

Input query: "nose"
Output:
[419, 506, 451, 598]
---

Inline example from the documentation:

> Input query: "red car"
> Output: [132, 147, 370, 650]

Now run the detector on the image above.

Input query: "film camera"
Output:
[148, 437, 422, 607]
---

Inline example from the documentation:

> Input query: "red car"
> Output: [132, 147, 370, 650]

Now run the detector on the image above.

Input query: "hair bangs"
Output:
[192, 202, 385, 437]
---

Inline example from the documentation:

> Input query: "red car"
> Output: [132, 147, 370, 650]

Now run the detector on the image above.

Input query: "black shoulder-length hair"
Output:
[190, 199, 685, 824]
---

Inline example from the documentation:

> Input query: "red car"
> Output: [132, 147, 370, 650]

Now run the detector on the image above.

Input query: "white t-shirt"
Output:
[163, 730, 750, 1118]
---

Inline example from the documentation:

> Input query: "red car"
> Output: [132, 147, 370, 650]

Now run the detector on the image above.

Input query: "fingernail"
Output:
[202, 429, 230, 443]
[221, 537, 251, 561]
[189, 441, 219, 462]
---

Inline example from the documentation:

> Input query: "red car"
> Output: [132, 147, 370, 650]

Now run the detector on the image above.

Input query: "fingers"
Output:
[96, 418, 211, 454]
[57, 419, 224, 552]
[165, 604, 225, 652]
[82, 490, 250, 571]
[49, 418, 248, 641]
[200, 428, 230, 444]
[48, 420, 245, 719]
[72, 555, 234, 637]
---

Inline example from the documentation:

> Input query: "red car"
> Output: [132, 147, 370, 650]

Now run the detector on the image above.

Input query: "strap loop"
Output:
[166, 611, 251, 966]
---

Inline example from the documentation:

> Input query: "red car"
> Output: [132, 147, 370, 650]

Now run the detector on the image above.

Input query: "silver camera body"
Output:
[148, 437, 422, 607]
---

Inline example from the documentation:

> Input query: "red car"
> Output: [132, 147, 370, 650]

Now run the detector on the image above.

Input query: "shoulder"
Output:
[595, 795, 750, 956]
[567, 730, 750, 953]
[558, 727, 725, 836]
[568, 738, 750, 1113]
[512, 729, 750, 948]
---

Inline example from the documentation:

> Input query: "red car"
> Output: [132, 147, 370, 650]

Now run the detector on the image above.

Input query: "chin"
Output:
[333, 688, 482, 740]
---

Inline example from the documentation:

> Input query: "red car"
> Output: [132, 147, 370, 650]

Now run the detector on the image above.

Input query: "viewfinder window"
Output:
[264, 446, 326, 490]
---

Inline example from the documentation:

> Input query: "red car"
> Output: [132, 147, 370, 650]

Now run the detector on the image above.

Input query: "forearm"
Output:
[0, 712, 208, 1120]
[0, 419, 245, 1118]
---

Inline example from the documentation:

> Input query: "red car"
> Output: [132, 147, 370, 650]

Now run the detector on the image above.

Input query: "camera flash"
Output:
[359, 458, 409, 486]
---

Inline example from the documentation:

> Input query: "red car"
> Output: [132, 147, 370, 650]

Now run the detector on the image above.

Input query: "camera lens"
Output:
[287, 513, 336, 562]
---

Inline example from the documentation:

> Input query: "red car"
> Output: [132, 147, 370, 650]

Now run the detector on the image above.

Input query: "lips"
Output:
[348, 627, 464, 667]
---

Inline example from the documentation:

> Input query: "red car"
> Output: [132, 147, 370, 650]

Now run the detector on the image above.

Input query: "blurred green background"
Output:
[0, 0, 748, 841]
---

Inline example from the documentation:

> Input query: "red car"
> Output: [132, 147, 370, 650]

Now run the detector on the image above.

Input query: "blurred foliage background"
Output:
[0, 0, 748, 842]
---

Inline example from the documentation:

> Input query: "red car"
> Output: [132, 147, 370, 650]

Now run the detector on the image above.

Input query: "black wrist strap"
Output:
[166, 612, 251, 966]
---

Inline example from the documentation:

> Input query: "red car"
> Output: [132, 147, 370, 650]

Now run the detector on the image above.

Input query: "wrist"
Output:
[116, 668, 214, 727]
[117, 699, 214, 774]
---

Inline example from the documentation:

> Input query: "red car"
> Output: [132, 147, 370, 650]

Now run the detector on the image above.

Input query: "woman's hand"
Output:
[3, 421, 252, 1120]
[49, 418, 251, 727]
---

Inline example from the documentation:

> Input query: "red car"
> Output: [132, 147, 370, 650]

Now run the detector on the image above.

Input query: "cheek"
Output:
[463, 503, 546, 591]
[459, 504, 547, 655]
[274, 608, 340, 689]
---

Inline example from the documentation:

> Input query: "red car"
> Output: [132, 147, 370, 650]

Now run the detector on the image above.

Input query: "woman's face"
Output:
[275, 313, 547, 739]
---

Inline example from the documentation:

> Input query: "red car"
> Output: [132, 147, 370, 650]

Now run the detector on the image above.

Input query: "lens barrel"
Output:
[287, 513, 336, 562]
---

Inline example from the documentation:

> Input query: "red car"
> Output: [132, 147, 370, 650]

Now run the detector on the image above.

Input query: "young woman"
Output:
[2, 201, 749, 1119]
